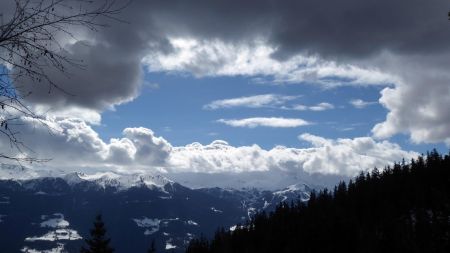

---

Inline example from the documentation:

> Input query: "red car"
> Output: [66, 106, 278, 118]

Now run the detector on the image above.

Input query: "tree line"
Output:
[186, 150, 450, 253]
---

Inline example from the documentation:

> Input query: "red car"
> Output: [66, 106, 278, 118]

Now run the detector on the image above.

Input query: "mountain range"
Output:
[0, 165, 312, 253]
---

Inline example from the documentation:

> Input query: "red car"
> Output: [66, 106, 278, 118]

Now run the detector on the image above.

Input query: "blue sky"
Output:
[95, 72, 446, 154]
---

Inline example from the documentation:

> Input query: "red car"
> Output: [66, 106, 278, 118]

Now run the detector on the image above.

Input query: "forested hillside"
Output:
[187, 150, 450, 253]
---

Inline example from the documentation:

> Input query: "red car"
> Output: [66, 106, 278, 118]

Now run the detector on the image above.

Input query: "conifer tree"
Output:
[80, 214, 114, 253]
[147, 239, 156, 253]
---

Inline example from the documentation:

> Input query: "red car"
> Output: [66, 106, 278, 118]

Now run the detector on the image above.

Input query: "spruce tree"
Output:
[80, 214, 114, 253]
[147, 239, 156, 253]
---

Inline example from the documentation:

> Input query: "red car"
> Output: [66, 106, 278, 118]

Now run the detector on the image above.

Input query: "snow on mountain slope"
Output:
[273, 183, 312, 202]
[0, 163, 323, 193]
[63, 171, 173, 191]
[0, 164, 175, 192]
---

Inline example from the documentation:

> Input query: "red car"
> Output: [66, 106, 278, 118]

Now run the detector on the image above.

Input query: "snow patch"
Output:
[186, 220, 199, 226]
[21, 243, 66, 253]
[247, 207, 256, 219]
[165, 242, 177, 250]
[273, 183, 307, 195]
[229, 225, 246, 232]
[25, 229, 82, 242]
[133, 217, 160, 235]
[40, 213, 69, 228]
[210, 207, 223, 213]
[133, 217, 160, 228]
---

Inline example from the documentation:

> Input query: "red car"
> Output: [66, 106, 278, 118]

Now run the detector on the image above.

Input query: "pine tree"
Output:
[148, 239, 156, 253]
[80, 214, 114, 253]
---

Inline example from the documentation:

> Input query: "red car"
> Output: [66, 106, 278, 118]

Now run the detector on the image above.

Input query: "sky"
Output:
[1, 0, 450, 189]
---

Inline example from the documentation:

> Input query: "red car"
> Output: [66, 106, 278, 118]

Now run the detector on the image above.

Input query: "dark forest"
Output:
[186, 150, 450, 253]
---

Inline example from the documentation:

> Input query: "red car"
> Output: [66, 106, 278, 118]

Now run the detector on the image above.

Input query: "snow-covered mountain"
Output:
[63, 172, 173, 191]
[0, 165, 313, 252]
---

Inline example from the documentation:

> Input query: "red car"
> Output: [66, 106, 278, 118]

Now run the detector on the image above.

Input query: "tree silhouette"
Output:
[147, 239, 156, 253]
[80, 214, 114, 253]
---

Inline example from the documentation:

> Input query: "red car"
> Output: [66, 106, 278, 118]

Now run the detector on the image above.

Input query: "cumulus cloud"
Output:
[217, 117, 311, 128]
[168, 133, 418, 188]
[371, 53, 450, 145]
[297, 133, 417, 175]
[203, 94, 298, 110]
[350, 99, 377, 109]
[0, 117, 172, 170]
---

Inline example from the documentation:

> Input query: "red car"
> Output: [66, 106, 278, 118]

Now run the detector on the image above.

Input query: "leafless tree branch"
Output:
[0, 0, 127, 165]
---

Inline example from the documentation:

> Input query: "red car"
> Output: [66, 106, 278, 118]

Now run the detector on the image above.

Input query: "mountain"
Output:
[0, 167, 311, 253]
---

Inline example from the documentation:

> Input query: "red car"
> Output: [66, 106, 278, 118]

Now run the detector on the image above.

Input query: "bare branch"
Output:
[0, 0, 125, 164]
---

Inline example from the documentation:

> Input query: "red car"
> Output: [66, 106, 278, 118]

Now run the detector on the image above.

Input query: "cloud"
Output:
[297, 133, 417, 175]
[15, 40, 144, 120]
[309, 102, 335, 111]
[203, 94, 298, 110]
[0, 117, 172, 170]
[217, 117, 311, 128]
[144, 38, 397, 87]
[349, 99, 377, 109]
[168, 133, 418, 186]
[137, 0, 450, 63]
[291, 102, 334, 111]
[204, 95, 335, 113]
[371, 53, 450, 145]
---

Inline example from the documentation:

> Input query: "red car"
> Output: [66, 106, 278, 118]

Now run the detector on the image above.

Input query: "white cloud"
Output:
[292, 102, 334, 112]
[371, 53, 450, 145]
[144, 38, 397, 87]
[217, 117, 311, 128]
[0, 117, 418, 189]
[0, 117, 172, 171]
[349, 99, 377, 109]
[297, 133, 417, 175]
[170, 133, 418, 177]
[204, 95, 335, 112]
[203, 94, 298, 110]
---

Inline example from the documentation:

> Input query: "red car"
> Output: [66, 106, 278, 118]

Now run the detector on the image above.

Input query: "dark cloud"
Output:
[6, 0, 449, 111]
[20, 41, 143, 110]
[135, 0, 450, 59]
